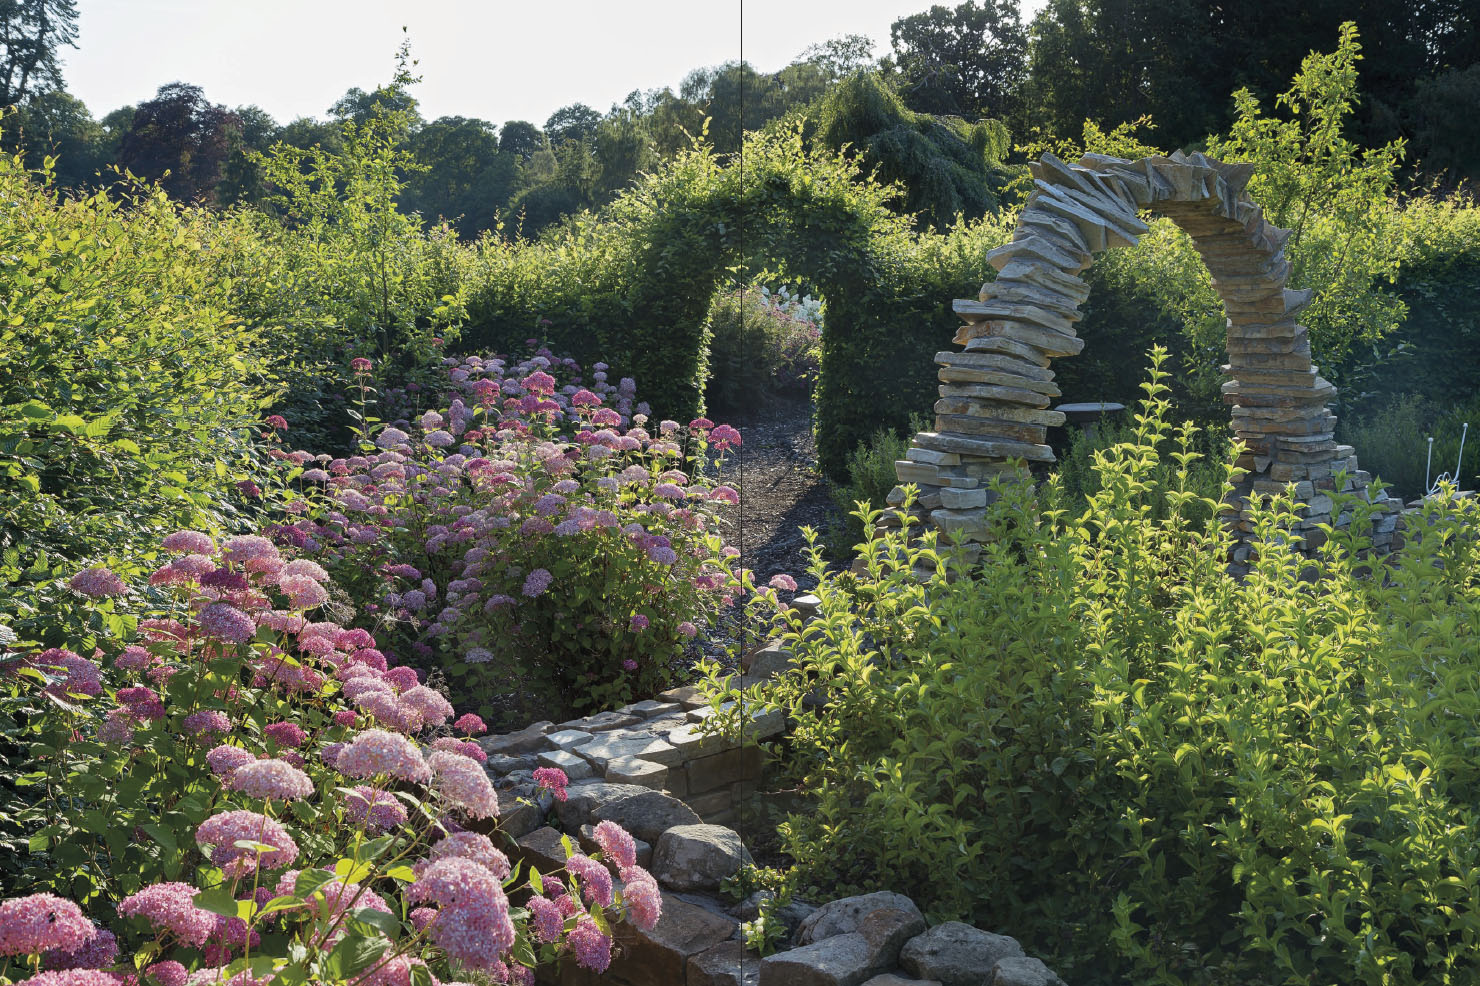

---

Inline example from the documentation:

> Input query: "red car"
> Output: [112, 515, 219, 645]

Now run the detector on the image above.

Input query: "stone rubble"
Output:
[496, 602, 1072, 986]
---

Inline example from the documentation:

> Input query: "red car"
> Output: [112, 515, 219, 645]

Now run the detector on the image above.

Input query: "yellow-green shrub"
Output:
[713, 354, 1480, 986]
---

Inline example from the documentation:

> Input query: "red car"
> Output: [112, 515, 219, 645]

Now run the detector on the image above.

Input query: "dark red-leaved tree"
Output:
[116, 82, 242, 204]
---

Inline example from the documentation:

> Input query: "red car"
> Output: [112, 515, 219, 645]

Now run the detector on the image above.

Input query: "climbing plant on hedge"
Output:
[463, 126, 1012, 478]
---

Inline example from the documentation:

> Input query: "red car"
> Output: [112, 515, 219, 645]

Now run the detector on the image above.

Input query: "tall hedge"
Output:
[462, 127, 1011, 478]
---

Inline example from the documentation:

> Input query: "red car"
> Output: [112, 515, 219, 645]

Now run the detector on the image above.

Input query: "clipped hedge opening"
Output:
[461, 127, 1012, 479]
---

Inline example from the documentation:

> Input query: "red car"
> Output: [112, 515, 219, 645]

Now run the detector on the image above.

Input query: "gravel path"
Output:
[715, 394, 840, 593]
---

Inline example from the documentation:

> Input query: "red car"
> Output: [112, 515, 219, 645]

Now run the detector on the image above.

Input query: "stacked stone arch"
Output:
[891, 149, 1403, 569]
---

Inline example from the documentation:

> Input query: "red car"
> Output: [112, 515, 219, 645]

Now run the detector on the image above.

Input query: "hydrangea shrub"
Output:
[1, 532, 660, 986]
[264, 347, 751, 723]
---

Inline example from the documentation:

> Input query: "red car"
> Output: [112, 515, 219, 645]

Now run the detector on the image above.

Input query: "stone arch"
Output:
[892, 149, 1403, 567]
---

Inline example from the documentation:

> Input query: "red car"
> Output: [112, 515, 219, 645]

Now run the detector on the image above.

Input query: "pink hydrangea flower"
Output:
[565, 855, 614, 908]
[13, 972, 122, 986]
[405, 858, 515, 970]
[68, 567, 125, 598]
[619, 866, 662, 931]
[264, 722, 307, 748]
[677, 621, 698, 639]
[195, 811, 298, 869]
[526, 896, 563, 943]
[428, 751, 499, 818]
[398, 685, 454, 731]
[768, 574, 798, 592]
[42, 925, 115, 970]
[146, 961, 189, 986]
[454, 713, 486, 736]
[592, 820, 637, 870]
[532, 767, 568, 802]
[343, 786, 408, 833]
[35, 649, 101, 699]
[205, 745, 255, 777]
[336, 729, 431, 783]
[0, 894, 95, 957]
[197, 603, 255, 644]
[568, 916, 612, 972]
[117, 883, 217, 946]
[226, 759, 314, 801]
[161, 531, 216, 555]
[521, 568, 552, 598]
[427, 832, 510, 879]
[183, 710, 231, 737]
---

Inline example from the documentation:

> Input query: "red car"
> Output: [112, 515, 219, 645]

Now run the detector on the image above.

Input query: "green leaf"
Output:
[323, 934, 389, 980]
[194, 886, 240, 919]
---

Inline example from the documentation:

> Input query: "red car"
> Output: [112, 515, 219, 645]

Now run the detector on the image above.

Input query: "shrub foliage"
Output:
[714, 355, 1480, 986]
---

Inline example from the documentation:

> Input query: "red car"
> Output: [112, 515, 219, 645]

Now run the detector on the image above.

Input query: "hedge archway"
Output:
[891, 149, 1404, 566]
[463, 130, 1003, 478]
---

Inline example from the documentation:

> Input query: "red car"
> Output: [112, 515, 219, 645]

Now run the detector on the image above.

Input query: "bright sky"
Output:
[63, 0, 1048, 127]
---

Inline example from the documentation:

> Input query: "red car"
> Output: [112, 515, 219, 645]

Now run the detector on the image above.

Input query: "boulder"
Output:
[688, 940, 761, 986]
[479, 720, 553, 756]
[513, 826, 569, 873]
[900, 923, 1025, 986]
[576, 731, 683, 768]
[553, 782, 655, 831]
[652, 824, 754, 891]
[613, 892, 738, 986]
[861, 977, 943, 986]
[555, 710, 641, 733]
[798, 893, 924, 946]
[989, 957, 1065, 986]
[757, 933, 877, 986]
[590, 787, 702, 843]
[484, 753, 536, 774]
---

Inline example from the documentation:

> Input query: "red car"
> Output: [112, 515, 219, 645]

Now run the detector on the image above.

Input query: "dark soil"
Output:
[713, 392, 841, 592]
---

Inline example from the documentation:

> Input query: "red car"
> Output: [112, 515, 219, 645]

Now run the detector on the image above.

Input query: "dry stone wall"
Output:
[889, 149, 1404, 572]
[479, 594, 1070, 986]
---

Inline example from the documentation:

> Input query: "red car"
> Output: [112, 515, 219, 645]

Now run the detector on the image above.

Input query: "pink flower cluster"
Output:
[262, 346, 757, 708]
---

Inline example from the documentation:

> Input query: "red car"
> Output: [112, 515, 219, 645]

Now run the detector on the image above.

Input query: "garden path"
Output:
[717, 393, 836, 593]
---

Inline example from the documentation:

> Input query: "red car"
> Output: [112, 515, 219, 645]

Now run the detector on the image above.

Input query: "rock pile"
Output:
[889, 149, 1404, 572]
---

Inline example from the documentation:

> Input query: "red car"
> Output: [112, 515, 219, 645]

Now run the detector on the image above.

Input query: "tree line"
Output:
[0, 0, 1475, 239]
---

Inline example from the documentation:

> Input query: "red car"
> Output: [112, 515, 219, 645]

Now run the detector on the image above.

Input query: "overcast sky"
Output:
[62, 0, 1048, 127]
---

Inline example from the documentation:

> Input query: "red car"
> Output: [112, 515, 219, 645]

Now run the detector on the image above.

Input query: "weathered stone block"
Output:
[900, 923, 1024, 986]
[653, 823, 754, 891]
[606, 756, 669, 790]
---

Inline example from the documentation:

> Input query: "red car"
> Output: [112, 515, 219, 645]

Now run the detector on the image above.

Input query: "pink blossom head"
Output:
[428, 751, 499, 818]
[226, 759, 314, 801]
[183, 710, 231, 738]
[146, 961, 189, 986]
[117, 883, 217, 946]
[619, 867, 662, 931]
[454, 713, 486, 736]
[0, 894, 95, 957]
[565, 854, 614, 908]
[568, 916, 612, 972]
[161, 531, 216, 555]
[195, 811, 298, 870]
[427, 832, 511, 879]
[42, 925, 116, 971]
[264, 721, 307, 748]
[35, 649, 102, 699]
[336, 729, 431, 783]
[68, 567, 126, 598]
[343, 786, 409, 834]
[592, 820, 638, 870]
[532, 767, 569, 802]
[197, 603, 255, 644]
